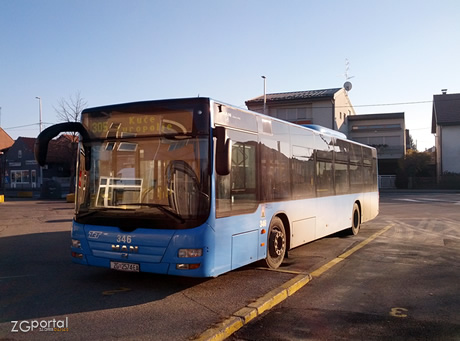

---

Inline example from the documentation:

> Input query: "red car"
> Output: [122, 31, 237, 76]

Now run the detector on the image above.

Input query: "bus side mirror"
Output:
[214, 126, 232, 176]
[34, 122, 92, 171]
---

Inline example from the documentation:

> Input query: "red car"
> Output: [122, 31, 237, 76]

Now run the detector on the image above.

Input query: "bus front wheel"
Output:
[265, 217, 286, 269]
[350, 203, 361, 235]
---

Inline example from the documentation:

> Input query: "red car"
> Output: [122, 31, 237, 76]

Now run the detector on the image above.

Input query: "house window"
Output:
[11, 170, 30, 184]
[18, 150, 22, 158]
[297, 108, 307, 119]
[274, 105, 312, 122]
[276, 108, 287, 120]
[352, 124, 401, 131]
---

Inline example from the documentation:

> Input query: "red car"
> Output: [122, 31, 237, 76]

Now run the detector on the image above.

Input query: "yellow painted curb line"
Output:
[194, 316, 244, 341]
[194, 223, 394, 341]
[194, 273, 312, 341]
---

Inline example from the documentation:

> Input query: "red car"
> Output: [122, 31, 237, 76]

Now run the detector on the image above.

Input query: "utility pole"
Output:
[35, 97, 43, 189]
[35, 97, 43, 133]
[261, 76, 267, 115]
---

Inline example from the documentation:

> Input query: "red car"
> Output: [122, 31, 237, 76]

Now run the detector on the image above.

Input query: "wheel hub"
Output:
[272, 230, 285, 256]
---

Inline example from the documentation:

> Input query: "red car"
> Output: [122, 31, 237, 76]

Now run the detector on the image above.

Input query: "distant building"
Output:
[3, 135, 76, 198]
[4, 137, 40, 192]
[348, 112, 406, 175]
[0, 128, 15, 194]
[432, 90, 460, 179]
[246, 88, 408, 180]
[245, 88, 355, 135]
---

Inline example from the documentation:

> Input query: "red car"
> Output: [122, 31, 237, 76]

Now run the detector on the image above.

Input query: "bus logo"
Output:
[88, 231, 103, 239]
[112, 245, 139, 253]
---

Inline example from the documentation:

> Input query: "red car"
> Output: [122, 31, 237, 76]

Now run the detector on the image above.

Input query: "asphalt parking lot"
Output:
[0, 192, 459, 340]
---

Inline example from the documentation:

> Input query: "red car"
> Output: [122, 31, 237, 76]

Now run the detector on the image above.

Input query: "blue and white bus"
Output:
[35, 97, 379, 277]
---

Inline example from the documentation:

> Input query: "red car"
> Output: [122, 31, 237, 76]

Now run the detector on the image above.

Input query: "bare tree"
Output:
[55, 91, 88, 123]
[54, 92, 88, 194]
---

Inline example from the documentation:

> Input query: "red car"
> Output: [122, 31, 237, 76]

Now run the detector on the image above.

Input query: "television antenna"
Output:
[343, 58, 354, 92]
[344, 58, 354, 80]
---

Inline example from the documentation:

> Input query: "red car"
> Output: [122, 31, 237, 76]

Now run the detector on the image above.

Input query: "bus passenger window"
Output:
[291, 146, 315, 199]
[335, 162, 349, 195]
[316, 161, 333, 197]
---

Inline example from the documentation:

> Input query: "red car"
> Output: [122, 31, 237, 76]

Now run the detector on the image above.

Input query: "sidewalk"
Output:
[380, 188, 460, 195]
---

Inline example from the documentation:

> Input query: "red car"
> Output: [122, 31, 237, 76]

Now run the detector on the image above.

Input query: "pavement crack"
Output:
[181, 291, 222, 316]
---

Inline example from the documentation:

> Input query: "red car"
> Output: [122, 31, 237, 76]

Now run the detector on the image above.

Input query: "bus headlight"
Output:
[71, 239, 81, 248]
[178, 248, 202, 258]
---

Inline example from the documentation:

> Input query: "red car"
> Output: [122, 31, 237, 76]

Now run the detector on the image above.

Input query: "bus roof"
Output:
[301, 124, 347, 139]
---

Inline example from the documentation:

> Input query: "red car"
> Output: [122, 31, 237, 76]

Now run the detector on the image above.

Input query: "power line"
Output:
[339, 96, 460, 109]
[352, 100, 432, 108]
[4, 122, 55, 130]
[4, 123, 38, 130]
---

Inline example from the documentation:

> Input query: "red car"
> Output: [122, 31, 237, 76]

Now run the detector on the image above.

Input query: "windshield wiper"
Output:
[115, 203, 185, 223]
[163, 133, 196, 140]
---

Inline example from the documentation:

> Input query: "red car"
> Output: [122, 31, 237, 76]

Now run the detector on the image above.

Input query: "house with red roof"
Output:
[0, 128, 15, 195]
[0, 127, 14, 151]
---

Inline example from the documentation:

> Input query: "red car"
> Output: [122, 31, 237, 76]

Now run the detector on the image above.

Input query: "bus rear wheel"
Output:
[350, 203, 361, 235]
[265, 217, 286, 269]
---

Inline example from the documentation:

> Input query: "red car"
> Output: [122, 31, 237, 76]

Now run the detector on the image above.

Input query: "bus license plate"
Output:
[110, 261, 140, 272]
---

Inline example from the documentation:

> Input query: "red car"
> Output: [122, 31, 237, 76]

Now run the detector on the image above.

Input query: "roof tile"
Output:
[246, 88, 342, 104]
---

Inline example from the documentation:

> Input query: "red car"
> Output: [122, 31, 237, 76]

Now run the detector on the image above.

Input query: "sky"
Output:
[1, 0, 459, 151]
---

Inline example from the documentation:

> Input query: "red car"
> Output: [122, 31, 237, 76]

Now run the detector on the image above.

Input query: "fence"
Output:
[379, 175, 396, 189]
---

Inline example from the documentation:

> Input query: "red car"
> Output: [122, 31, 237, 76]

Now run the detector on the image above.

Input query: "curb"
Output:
[194, 273, 312, 341]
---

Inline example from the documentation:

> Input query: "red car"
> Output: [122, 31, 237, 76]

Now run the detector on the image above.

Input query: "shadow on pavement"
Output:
[0, 231, 208, 322]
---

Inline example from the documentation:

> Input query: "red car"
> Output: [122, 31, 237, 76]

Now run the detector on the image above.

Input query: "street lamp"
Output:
[35, 97, 43, 189]
[261, 76, 267, 115]
[35, 96, 43, 133]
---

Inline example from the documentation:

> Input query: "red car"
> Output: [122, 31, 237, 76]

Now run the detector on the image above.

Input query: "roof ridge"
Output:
[264, 87, 342, 96]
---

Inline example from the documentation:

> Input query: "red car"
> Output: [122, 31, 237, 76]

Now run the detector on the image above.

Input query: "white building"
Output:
[432, 91, 460, 179]
[348, 112, 406, 175]
[245, 88, 355, 135]
[246, 88, 408, 177]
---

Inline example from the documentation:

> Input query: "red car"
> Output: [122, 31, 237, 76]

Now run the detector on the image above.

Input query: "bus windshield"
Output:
[76, 106, 211, 230]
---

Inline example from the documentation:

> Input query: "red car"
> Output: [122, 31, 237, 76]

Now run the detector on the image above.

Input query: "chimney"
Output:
[441, 89, 448, 94]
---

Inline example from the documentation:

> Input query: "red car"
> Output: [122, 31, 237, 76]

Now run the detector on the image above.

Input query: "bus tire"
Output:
[265, 217, 286, 269]
[350, 202, 361, 235]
